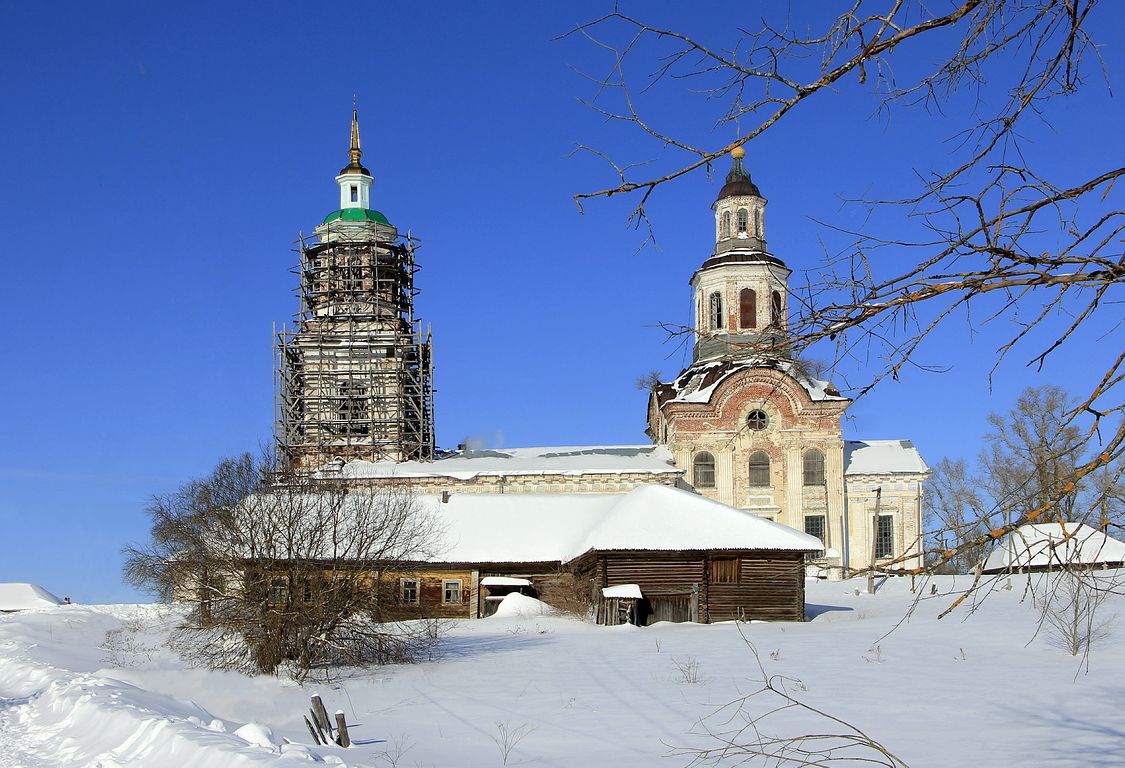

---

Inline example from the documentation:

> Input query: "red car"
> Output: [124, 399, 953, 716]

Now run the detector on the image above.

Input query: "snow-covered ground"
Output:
[2, 575, 1123, 767]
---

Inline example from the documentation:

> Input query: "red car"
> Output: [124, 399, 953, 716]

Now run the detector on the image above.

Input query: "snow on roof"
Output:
[480, 576, 531, 587]
[844, 440, 929, 476]
[602, 584, 643, 599]
[657, 357, 848, 406]
[0, 583, 62, 611]
[983, 523, 1125, 573]
[422, 484, 822, 564]
[340, 444, 680, 480]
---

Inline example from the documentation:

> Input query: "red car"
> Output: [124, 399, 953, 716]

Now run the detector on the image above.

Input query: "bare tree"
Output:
[569, 2, 1124, 572]
[124, 454, 445, 678]
[1039, 568, 1117, 665]
[924, 458, 991, 573]
[926, 385, 1123, 571]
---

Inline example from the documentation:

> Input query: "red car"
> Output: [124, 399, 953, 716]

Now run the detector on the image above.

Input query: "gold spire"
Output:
[348, 108, 362, 166]
[339, 104, 371, 176]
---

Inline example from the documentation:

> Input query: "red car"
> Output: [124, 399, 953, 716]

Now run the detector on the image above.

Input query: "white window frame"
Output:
[400, 577, 419, 604]
[442, 579, 462, 605]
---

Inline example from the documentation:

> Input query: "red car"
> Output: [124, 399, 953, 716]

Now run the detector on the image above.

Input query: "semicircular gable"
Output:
[709, 366, 809, 423]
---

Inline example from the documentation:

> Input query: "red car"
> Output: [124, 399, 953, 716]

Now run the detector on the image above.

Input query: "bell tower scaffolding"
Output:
[275, 110, 434, 471]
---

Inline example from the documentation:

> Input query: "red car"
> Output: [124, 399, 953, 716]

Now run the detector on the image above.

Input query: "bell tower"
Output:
[276, 109, 435, 471]
[691, 147, 790, 361]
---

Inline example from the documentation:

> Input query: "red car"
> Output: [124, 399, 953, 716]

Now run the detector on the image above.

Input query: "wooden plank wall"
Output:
[707, 553, 805, 622]
[592, 550, 807, 624]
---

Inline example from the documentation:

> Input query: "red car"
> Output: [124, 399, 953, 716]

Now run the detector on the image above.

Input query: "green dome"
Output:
[322, 208, 390, 225]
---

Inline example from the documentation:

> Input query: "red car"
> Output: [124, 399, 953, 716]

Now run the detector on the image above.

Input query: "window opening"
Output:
[335, 381, 369, 436]
[748, 451, 770, 486]
[350, 185, 358, 203]
[875, 515, 894, 559]
[771, 291, 783, 327]
[720, 211, 731, 239]
[401, 578, 419, 604]
[711, 558, 739, 583]
[803, 449, 826, 485]
[693, 452, 716, 488]
[442, 579, 462, 605]
[708, 292, 724, 331]
[737, 208, 748, 233]
[746, 410, 768, 431]
[739, 288, 757, 329]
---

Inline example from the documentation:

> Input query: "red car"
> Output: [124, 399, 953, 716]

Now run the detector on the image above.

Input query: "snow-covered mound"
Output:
[489, 592, 555, 618]
[0, 582, 61, 611]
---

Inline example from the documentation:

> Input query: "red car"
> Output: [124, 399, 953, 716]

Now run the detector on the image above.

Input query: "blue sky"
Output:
[2, 2, 1121, 602]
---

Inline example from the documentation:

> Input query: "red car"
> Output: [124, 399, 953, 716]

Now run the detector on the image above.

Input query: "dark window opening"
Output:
[875, 515, 894, 559]
[748, 451, 770, 486]
[693, 452, 716, 488]
[350, 185, 358, 203]
[401, 579, 419, 604]
[737, 208, 748, 233]
[708, 291, 724, 331]
[720, 211, 731, 239]
[804, 515, 826, 544]
[803, 449, 826, 486]
[334, 381, 369, 436]
[770, 290, 783, 327]
[747, 409, 768, 431]
[739, 288, 757, 329]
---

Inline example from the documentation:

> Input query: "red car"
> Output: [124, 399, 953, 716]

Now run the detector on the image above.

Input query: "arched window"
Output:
[803, 449, 826, 486]
[748, 451, 770, 487]
[770, 290, 783, 327]
[754, 207, 762, 237]
[720, 211, 731, 239]
[746, 409, 768, 431]
[709, 291, 724, 331]
[693, 452, 716, 488]
[736, 208, 749, 233]
[739, 288, 757, 329]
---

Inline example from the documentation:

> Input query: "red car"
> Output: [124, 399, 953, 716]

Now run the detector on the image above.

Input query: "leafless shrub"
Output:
[1038, 569, 1117, 661]
[673, 656, 704, 684]
[124, 452, 446, 678]
[672, 628, 908, 767]
[491, 720, 534, 766]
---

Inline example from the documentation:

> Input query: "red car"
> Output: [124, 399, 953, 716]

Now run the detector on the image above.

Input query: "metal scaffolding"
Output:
[275, 220, 434, 471]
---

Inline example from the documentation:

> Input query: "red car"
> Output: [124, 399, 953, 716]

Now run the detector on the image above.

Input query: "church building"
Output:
[275, 114, 928, 606]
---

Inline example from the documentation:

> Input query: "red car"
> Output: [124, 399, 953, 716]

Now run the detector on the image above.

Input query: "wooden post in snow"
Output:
[311, 694, 332, 740]
[334, 710, 351, 748]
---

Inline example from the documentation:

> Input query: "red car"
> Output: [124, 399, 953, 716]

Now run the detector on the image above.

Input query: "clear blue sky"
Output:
[2, 2, 1121, 602]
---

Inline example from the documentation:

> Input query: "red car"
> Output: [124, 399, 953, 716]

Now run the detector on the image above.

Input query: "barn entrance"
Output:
[641, 586, 699, 625]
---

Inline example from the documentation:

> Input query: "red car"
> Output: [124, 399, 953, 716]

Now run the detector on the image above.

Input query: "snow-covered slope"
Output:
[2, 575, 1123, 767]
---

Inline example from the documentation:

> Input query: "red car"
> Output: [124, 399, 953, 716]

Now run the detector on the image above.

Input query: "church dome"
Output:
[716, 147, 761, 201]
[322, 208, 390, 225]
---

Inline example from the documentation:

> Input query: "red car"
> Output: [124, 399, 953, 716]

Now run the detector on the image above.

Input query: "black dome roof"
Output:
[715, 153, 761, 201]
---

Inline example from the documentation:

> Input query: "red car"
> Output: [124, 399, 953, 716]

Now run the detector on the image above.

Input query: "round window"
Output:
[747, 409, 769, 430]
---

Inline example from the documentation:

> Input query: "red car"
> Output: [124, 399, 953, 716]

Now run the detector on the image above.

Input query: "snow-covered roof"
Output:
[0, 583, 62, 611]
[340, 444, 680, 480]
[602, 584, 643, 599]
[480, 576, 531, 587]
[421, 484, 822, 564]
[844, 440, 929, 476]
[982, 523, 1125, 573]
[656, 357, 848, 406]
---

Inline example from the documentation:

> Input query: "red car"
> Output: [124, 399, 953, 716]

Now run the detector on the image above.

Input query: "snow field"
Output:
[1, 574, 1123, 767]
